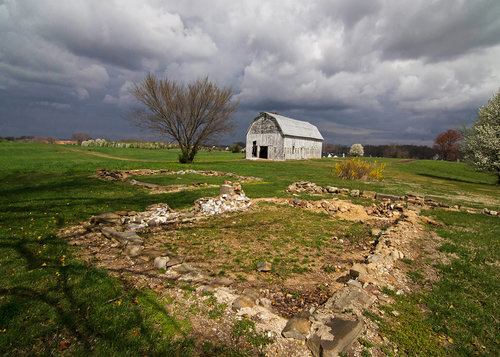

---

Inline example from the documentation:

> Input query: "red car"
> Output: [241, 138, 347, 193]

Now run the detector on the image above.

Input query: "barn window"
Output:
[252, 141, 257, 157]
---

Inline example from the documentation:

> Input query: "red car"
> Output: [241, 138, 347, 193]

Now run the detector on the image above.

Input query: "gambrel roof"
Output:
[261, 112, 324, 140]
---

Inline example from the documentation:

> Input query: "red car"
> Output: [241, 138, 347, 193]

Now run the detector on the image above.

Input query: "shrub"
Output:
[349, 143, 364, 157]
[229, 144, 242, 153]
[335, 158, 386, 180]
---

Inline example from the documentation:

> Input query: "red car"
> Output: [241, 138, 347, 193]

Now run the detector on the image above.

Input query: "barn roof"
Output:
[263, 112, 324, 140]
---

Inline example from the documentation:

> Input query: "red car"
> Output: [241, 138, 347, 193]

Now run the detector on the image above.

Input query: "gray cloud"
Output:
[1, 0, 499, 146]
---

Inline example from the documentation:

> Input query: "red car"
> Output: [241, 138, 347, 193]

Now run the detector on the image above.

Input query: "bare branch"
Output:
[127, 74, 238, 163]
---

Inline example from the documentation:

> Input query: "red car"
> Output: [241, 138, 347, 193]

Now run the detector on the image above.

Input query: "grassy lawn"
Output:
[1, 142, 499, 356]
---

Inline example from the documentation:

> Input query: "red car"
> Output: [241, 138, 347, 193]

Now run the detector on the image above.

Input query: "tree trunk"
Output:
[178, 146, 199, 163]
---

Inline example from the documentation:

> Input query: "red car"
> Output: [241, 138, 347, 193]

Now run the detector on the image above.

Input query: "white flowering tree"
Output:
[461, 88, 500, 183]
[349, 143, 364, 157]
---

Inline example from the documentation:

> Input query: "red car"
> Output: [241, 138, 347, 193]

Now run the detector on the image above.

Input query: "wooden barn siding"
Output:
[246, 117, 284, 160]
[283, 136, 322, 160]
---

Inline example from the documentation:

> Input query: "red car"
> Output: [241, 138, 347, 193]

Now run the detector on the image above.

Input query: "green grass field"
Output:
[0, 142, 499, 356]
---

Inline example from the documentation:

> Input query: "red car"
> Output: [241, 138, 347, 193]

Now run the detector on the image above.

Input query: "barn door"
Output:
[259, 146, 268, 159]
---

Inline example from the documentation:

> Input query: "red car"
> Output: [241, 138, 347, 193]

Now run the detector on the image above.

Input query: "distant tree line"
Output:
[323, 143, 434, 159]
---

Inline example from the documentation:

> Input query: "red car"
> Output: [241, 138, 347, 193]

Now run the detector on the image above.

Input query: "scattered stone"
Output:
[418, 216, 444, 227]
[219, 184, 235, 196]
[349, 263, 367, 278]
[350, 189, 360, 197]
[339, 188, 350, 195]
[361, 190, 377, 199]
[154, 256, 169, 270]
[257, 261, 272, 272]
[327, 286, 376, 312]
[307, 317, 363, 357]
[125, 245, 143, 257]
[232, 295, 256, 311]
[211, 277, 234, 287]
[90, 212, 122, 226]
[242, 288, 261, 302]
[347, 279, 363, 289]
[326, 186, 338, 193]
[100, 227, 143, 246]
[166, 255, 185, 267]
[375, 193, 402, 202]
[282, 311, 311, 340]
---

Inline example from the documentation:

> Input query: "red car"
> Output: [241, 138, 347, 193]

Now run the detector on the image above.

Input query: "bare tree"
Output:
[129, 74, 238, 163]
[71, 133, 92, 145]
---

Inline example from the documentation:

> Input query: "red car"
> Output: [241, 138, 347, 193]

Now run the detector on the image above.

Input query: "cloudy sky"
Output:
[1, 0, 500, 146]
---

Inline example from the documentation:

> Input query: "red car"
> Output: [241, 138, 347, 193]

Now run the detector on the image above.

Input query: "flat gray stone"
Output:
[242, 288, 260, 302]
[125, 244, 143, 257]
[307, 317, 363, 357]
[166, 256, 185, 267]
[349, 263, 367, 277]
[327, 286, 376, 312]
[100, 227, 143, 246]
[282, 311, 311, 340]
[90, 212, 122, 226]
[361, 190, 377, 199]
[220, 184, 235, 196]
[232, 295, 255, 311]
[257, 261, 272, 272]
[154, 256, 169, 270]
[376, 193, 402, 202]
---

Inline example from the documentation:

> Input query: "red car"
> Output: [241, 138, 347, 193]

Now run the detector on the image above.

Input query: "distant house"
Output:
[246, 112, 324, 160]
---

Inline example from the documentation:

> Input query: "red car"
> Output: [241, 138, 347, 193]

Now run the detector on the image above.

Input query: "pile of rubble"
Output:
[286, 181, 499, 217]
[193, 182, 252, 215]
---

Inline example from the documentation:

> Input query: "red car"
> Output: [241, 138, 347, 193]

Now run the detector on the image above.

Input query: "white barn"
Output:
[246, 112, 324, 160]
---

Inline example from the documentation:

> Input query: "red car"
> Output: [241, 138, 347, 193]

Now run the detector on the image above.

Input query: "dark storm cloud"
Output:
[378, 1, 500, 62]
[0, 0, 499, 146]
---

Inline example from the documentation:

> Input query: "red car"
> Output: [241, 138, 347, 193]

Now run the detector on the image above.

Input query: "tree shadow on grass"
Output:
[416, 173, 498, 186]
[0, 234, 194, 356]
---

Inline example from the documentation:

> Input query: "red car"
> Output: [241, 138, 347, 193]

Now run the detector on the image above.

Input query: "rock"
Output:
[347, 279, 363, 289]
[327, 286, 376, 312]
[154, 256, 169, 270]
[375, 193, 401, 202]
[366, 254, 381, 263]
[391, 249, 403, 260]
[328, 204, 338, 212]
[349, 263, 367, 277]
[169, 263, 206, 283]
[211, 277, 234, 287]
[242, 288, 261, 302]
[100, 227, 143, 246]
[282, 311, 311, 340]
[361, 190, 377, 199]
[166, 255, 185, 267]
[418, 216, 444, 227]
[172, 263, 197, 274]
[125, 244, 143, 257]
[339, 188, 350, 195]
[326, 186, 338, 193]
[350, 190, 360, 197]
[90, 212, 122, 226]
[371, 228, 382, 237]
[257, 261, 272, 272]
[141, 248, 164, 260]
[307, 317, 363, 357]
[220, 184, 235, 196]
[232, 295, 255, 311]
